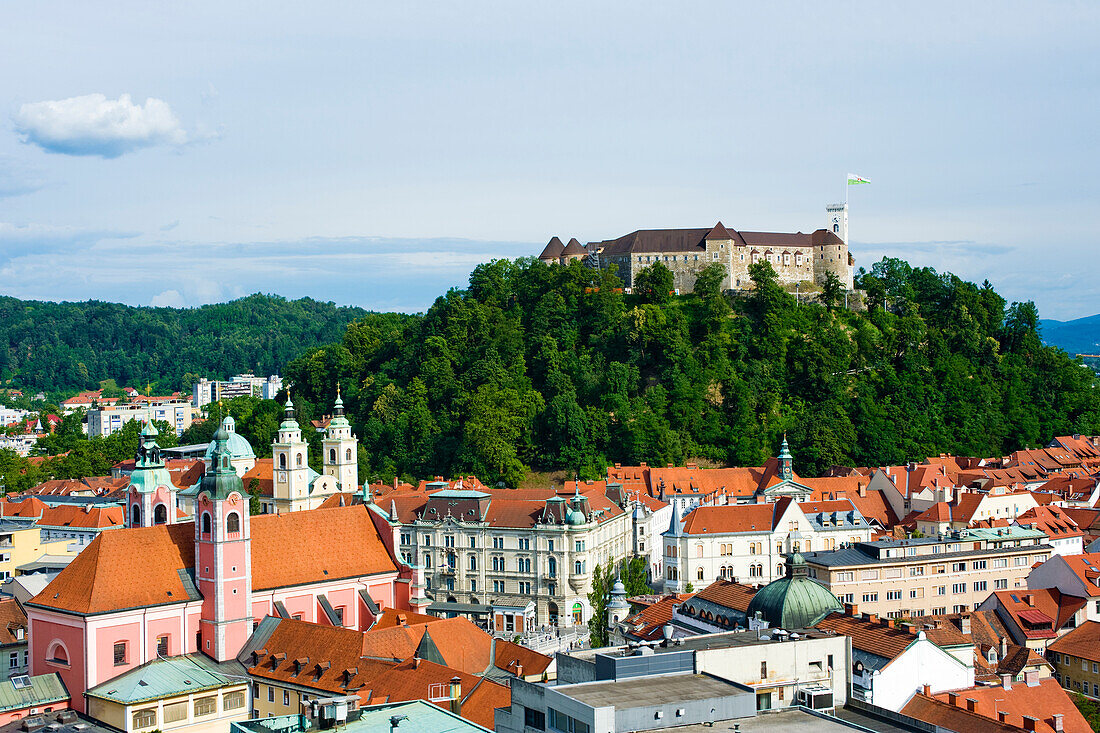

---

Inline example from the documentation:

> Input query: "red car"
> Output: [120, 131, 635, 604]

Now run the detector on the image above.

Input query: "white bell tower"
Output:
[272, 393, 310, 510]
[322, 385, 358, 492]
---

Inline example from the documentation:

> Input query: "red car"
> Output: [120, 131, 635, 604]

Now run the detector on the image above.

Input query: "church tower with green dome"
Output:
[195, 423, 252, 662]
[746, 553, 842, 629]
[125, 421, 181, 528]
[272, 394, 310, 510]
[322, 385, 358, 491]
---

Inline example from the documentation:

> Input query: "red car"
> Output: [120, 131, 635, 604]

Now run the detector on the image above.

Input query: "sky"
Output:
[1, 2, 1098, 319]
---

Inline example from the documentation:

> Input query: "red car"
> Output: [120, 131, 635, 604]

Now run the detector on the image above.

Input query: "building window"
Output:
[153, 503, 168, 525]
[268, 686, 274, 702]
[494, 580, 505, 593]
[575, 560, 585, 574]
[283, 690, 290, 706]
[296, 453, 303, 467]
[519, 581, 532, 594]
[469, 555, 477, 571]
[548, 557, 557, 577]
[156, 635, 169, 657]
[202, 512, 212, 534]
[194, 696, 217, 716]
[132, 709, 157, 729]
[113, 641, 127, 666]
[224, 691, 246, 710]
[334, 607, 344, 626]
[697, 567, 704, 580]
[227, 512, 241, 534]
[163, 701, 188, 723]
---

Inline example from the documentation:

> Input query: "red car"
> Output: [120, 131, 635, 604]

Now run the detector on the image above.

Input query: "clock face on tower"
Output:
[833, 216, 840, 223]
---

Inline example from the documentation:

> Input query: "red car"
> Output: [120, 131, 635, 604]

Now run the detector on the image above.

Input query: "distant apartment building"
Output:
[0, 407, 29, 427]
[803, 526, 1052, 618]
[192, 374, 283, 408]
[87, 398, 192, 437]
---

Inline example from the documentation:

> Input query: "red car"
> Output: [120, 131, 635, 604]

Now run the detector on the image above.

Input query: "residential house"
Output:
[0, 674, 69, 724]
[0, 599, 28, 678]
[908, 675, 1091, 733]
[1014, 506, 1086, 556]
[1027, 552, 1100, 622]
[1048, 620, 1100, 699]
[976, 588, 1085, 653]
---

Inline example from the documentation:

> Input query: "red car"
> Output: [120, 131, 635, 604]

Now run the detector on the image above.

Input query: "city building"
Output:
[0, 599, 29, 679]
[87, 399, 192, 438]
[0, 521, 74, 582]
[84, 654, 249, 733]
[0, 498, 124, 549]
[662, 497, 873, 591]
[25, 426, 423, 712]
[0, 674, 69, 724]
[976, 588, 1086, 652]
[1047, 620, 1100, 698]
[803, 526, 1052, 618]
[384, 478, 636, 629]
[1014, 506, 1086, 556]
[1026, 552, 1100, 622]
[192, 374, 282, 409]
[539, 205, 855, 293]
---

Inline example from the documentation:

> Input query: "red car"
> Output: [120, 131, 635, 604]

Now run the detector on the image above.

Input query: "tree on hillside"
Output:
[634, 262, 674, 304]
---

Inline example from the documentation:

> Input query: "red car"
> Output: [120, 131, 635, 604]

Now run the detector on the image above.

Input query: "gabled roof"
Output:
[560, 238, 586, 256]
[705, 222, 733, 240]
[988, 588, 1085, 638]
[29, 505, 398, 615]
[902, 693, 1027, 733]
[1048, 619, 1100, 662]
[357, 657, 509, 729]
[0, 599, 27, 644]
[680, 503, 777, 534]
[1057, 553, 1100, 597]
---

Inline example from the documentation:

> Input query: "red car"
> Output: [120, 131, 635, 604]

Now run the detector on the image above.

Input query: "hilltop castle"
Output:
[538, 203, 854, 293]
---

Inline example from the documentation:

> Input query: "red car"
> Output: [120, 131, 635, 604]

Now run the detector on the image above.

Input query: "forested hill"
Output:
[0, 294, 371, 393]
[1040, 313, 1100, 355]
[283, 257, 1100, 486]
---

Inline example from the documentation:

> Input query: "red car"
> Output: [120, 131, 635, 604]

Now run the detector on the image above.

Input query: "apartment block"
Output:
[803, 526, 1051, 618]
[87, 399, 192, 437]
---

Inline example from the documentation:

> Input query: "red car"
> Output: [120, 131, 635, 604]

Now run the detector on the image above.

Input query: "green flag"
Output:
[847, 174, 870, 185]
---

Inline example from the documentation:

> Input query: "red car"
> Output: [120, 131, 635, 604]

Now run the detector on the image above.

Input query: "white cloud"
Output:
[150, 289, 186, 308]
[13, 93, 188, 158]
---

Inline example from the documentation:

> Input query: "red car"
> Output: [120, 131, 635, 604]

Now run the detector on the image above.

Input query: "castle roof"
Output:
[560, 238, 586, 256]
[538, 236, 565, 260]
[27, 505, 397, 616]
[594, 226, 843, 255]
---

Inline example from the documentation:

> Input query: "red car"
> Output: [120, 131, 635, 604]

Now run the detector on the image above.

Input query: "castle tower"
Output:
[195, 424, 253, 662]
[272, 394, 310, 511]
[126, 421, 180, 528]
[826, 203, 848, 243]
[322, 385, 358, 492]
[778, 435, 794, 482]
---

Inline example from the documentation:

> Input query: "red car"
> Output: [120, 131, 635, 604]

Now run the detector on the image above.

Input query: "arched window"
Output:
[227, 512, 240, 534]
[804, 539, 811, 552]
[696, 567, 704, 580]
[153, 504, 167, 525]
[131, 504, 141, 527]
[469, 555, 477, 571]
[296, 453, 303, 467]
[279, 454, 286, 469]
[345, 448, 352, 461]
[201, 512, 212, 534]
[47, 641, 69, 666]
[696, 544, 703, 558]
[329, 449, 336, 463]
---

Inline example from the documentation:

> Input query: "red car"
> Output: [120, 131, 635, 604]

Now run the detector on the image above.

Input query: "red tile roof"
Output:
[0, 598, 28, 644]
[902, 693, 1029, 733]
[988, 588, 1085, 638]
[930, 679, 1090, 733]
[680, 504, 778, 534]
[29, 505, 398, 615]
[621, 595, 690, 641]
[358, 657, 509, 729]
[1048, 619, 1100, 662]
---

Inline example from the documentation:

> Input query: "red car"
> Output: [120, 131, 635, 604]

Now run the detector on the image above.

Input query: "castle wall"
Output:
[813, 242, 853, 288]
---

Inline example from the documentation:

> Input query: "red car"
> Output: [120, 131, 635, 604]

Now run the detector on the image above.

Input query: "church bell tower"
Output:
[322, 385, 358, 492]
[272, 394, 310, 510]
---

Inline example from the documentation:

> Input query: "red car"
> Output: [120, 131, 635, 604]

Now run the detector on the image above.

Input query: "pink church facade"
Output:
[26, 426, 419, 712]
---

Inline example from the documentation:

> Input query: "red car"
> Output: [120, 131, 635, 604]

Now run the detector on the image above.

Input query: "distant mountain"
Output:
[1040, 313, 1100, 355]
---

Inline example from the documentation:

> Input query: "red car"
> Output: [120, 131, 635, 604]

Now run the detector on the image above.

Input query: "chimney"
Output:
[1053, 713, 1064, 732]
[966, 698, 977, 713]
[960, 616, 971, 635]
[1023, 716, 1037, 732]
[1023, 593, 1034, 606]
[449, 676, 462, 716]
[515, 664, 523, 677]
[922, 684, 931, 696]
[947, 692, 959, 707]
[1025, 669, 1040, 687]
[1001, 673, 1012, 690]
[858, 482, 867, 498]
[844, 603, 859, 616]
[998, 711, 1008, 723]
[868, 614, 879, 625]
[1000, 636, 1008, 660]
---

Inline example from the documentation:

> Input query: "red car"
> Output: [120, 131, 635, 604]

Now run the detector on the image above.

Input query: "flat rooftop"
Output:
[657, 708, 863, 733]
[557, 673, 747, 708]
[565, 628, 838, 662]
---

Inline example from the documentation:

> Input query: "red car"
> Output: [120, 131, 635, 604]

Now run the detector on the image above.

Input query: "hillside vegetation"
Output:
[281, 257, 1100, 486]
[0, 294, 371, 393]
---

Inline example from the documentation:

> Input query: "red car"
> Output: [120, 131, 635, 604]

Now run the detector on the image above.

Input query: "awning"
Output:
[1017, 608, 1053, 625]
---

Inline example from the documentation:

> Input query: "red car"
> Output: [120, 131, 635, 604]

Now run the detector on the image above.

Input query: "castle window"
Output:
[227, 512, 241, 534]
[834, 224, 839, 233]
[329, 449, 336, 463]
[712, 253, 719, 261]
[697, 567, 704, 580]
[279, 454, 286, 469]
[153, 504, 167, 525]
[296, 453, 303, 467]
[202, 512, 212, 535]
[345, 448, 352, 461]
[46, 642, 68, 666]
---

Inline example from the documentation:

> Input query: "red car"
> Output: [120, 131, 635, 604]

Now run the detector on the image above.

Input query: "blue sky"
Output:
[1, 2, 1097, 319]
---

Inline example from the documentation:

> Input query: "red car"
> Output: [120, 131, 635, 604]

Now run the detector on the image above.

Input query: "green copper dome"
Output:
[129, 421, 179, 495]
[746, 553, 842, 629]
[203, 415, 256, 464]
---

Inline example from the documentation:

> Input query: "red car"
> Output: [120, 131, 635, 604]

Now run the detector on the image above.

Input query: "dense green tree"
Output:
[633, 262, 674, 304]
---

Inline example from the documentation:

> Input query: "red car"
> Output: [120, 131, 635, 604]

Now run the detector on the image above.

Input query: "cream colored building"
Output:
[0, 521, 74, 581]
[88, 399, 192, 437]
[84, 655, 248, 733]
[804, 526, 1052, 619]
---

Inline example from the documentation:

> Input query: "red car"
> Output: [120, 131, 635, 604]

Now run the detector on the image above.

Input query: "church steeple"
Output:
[273, 391, 309, 510]
[778, 435, 794, 481]
[126, 421, 180, 527]
[323, 384, 358, 492]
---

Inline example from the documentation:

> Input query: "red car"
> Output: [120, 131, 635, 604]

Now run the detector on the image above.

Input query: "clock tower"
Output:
[826, 202, 848, 243]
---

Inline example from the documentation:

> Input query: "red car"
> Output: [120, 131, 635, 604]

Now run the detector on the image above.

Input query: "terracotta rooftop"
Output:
[29, 505, 398, 615]
[929, 678, 1090, 733]
[1049, 619, 1100, 662]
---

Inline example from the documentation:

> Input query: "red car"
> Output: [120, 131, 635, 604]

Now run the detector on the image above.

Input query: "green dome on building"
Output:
[203, 415, 256, 464]
[746, 553, 842, 629]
